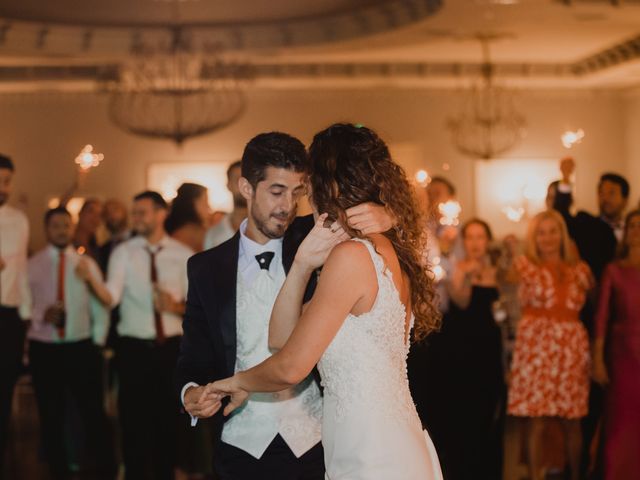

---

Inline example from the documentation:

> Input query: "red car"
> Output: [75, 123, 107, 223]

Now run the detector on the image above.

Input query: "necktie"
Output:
[56, 249, 66, 339]
[147, 246, 166, 345]
[255, 251, 275, 271]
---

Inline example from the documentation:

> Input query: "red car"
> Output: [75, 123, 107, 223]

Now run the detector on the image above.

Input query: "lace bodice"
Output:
[318, 238, 416, 422]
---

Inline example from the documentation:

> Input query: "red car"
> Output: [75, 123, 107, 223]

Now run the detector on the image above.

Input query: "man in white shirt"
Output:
[100, 191, 192, 480]
[27, 207, 115, 479]
[178, 133, 393, 479]
[204, 161, 246, 250]
[0, 154, 31, 472]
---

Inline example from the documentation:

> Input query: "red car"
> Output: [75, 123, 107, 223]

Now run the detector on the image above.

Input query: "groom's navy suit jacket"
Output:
[175, 214, 317, 445]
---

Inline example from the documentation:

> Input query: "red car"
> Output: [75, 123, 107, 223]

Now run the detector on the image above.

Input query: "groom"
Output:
[176, 131, 392, 479]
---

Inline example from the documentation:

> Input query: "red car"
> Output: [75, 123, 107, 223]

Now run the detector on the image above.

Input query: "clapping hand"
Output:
[183, 385, 223, 419]
[294, 213, 350, 272]
[205, 376, 250, 417]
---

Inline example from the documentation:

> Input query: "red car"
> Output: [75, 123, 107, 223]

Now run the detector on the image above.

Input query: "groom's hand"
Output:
[184, 386, 222, 419]
[346, 202, 395, 235]
[205, 376, 250, 417]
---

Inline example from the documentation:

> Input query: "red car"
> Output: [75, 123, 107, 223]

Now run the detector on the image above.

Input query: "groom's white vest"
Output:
[220, 260, 322, 459]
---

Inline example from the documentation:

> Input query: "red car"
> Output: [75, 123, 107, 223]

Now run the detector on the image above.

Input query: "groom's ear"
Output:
[238, 177, 254, 202]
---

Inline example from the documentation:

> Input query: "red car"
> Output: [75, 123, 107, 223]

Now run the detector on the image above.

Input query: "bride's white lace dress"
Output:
[318, 239, 443, 480]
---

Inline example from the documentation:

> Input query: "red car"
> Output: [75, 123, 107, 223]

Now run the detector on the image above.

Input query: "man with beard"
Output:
[27, 207, 115, 479]
[177, 132, 393, 480]
[547, 158, 631, 479]
[81, 191, 193, 479]
[0, 154, 30, 477]
[204, 161, 247, 249]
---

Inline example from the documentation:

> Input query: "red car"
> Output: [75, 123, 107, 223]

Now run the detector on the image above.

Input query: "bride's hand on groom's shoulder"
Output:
[183, 385, 222, 419]
[205, 376, 250, 417]
[295, 213, 350, 272]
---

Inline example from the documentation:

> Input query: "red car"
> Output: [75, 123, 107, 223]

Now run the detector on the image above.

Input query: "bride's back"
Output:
[309, 123, 442, 479]
[317, 237, 440, 479]
[318, 237, 414, 421]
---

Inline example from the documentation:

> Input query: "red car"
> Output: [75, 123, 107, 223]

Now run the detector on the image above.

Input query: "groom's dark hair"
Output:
[241, 132, 308, 188]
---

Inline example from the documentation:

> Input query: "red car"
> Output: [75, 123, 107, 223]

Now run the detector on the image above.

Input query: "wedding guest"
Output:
[547, 159, 627, 476]
[426, 176, 461, 259]
[165, 183, 210, 252]
[507, 210, 593, 480]
[73, 198, 103, 261]
[547, 158, 617, 281]
[0, 154, 31, 473]
[98, 198, 131, 273]
[204, 161, 247, 249]
[598, 173, 630, 243]
[592, 209, 640, 480]
[28, 207, 114, 479]
[415, 219, 505, 480]
[83, 191, 192, 479]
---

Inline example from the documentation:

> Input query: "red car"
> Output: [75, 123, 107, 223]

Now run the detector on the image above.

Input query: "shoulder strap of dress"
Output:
[349, 238, 386, 278]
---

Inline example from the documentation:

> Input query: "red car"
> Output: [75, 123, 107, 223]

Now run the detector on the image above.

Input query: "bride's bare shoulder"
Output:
[326, 239, 370, 263]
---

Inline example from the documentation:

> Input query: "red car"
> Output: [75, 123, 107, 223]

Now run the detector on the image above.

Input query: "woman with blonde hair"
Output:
[507, 209, 593, 480]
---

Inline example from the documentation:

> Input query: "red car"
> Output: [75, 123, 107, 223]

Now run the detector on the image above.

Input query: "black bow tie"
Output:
[255, 251, 275, 270]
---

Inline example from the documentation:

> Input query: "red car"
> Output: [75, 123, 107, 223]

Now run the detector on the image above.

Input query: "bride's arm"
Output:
[209, 241, 373, 414]
[269, 213, 348, 350]
[267, 261, 315, 350]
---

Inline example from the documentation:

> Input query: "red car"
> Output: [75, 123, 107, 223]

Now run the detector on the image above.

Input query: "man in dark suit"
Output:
[176, 132, 392, 480]
[547, 158, 631, 479]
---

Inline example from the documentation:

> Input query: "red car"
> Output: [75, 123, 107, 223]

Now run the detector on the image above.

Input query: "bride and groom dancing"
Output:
[177, 124, 443, 479]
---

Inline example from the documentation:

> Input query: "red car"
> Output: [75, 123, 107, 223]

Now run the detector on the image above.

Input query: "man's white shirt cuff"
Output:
[181, 382, 200, 427]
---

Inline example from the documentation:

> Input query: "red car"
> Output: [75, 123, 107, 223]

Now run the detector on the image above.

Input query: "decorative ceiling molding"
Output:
[2, 32, 640, 88]
[0, 0, 442, 52]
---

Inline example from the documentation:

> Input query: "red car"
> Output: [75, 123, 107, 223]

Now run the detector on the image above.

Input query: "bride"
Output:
[208, 123, 443, 479]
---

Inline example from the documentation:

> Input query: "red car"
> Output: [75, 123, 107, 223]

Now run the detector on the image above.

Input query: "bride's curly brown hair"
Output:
[308, 123, 441, 341]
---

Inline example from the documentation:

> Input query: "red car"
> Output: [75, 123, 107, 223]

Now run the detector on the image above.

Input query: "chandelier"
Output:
[447, 34, 526, 160]
[104, 28, 249, 145]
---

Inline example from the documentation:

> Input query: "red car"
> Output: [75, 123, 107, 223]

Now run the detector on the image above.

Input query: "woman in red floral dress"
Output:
[507, 210, 594, 480]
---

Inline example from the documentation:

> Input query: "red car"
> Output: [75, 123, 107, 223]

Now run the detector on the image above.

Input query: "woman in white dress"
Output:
[208, 123, 443, 479]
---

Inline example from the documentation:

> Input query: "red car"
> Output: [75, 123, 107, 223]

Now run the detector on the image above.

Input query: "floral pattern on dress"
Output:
[507, 256, 593, 419]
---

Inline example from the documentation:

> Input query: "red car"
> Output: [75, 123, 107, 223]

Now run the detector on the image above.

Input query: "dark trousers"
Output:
[0, 307, 25, 474]
[581, 381, 605, 479]
[214, 435, 324, 480]
[29, 339, 115, 479]
[116, 336, 180, 480]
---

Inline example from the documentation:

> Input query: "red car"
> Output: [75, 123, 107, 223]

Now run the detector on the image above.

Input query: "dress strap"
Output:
[349, 238, 386, 280]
